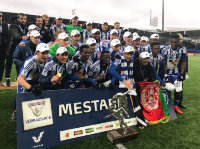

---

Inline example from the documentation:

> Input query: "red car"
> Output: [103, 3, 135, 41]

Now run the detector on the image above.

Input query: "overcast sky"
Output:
[0, 0, 199, 29]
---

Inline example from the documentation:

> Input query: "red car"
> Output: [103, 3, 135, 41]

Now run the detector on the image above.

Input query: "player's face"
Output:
[37, 51, 49, 63]
[56, 19, 62, 26]
[101, 53, 111, 65]
[152, 45, 160, 56]
[132, 39, 140, 48]
[140, 40, 147, 46]
[71, 34, 80, 44]
[92, 32, 100, 41]
[124, 52, 133, 62]
[57, 53, 68, 64]
[102, 24, 108, 31]
[59, 38, 69, 47]
[124, 36, 132, 44]
[179, 37, 183, 44]
[72, 18, 78, 26]
[171, 38, 179, 50]
[0, 16, 2, 22]
[43, 17, 49, 25]
[30, 36, 40, 45]
[110, 33, 118, 40]
[88, 43, 96, 54]
[150, 38, 159, 43]
[140, 57, 149, 66]
[113, 44, 121, 52]
[86, 24, 92, 31]
[114, 23, 120, 29]
[35, 18, 43, 28]
[81, 48, 91, 60]
[17, 15, 27, 25]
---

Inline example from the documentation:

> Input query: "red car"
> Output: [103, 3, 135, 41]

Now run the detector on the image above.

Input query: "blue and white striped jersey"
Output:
[100, 30, 110, 40]
[18, 55, 47, 93]
[139, 44, 151, 54]
[81, 29, 92, 43]
[67, 59, 93, 76]
[100, 40, 110, 52]
[70, 42, 83, 51]
[109, 47, 123, 62]
[50, 24, 66, 36]
[88, 60, 111, 80]
[41, 57, 68, 78]
[149, 53, 163, 67]
[163, 46, 187, 74]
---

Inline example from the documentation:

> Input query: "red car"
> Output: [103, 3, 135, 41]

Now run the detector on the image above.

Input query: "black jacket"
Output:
[13, 41, 37, 70]
[133, 59, 155, 83]
[39, 28, 55, 43]
[8, 21, 28, 54]
[0, 21, 9, 49]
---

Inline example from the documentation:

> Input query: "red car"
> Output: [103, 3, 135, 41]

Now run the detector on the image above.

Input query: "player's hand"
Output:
[51, 75, 61, 85]
[123, 80, 133, 90]
[19, 42, 26, 46]
[22, 35, 28, 40]
[177, 73, 185, 81]
[28, 85, 42, 96]
[79, 74, 88, 80]
[164, 74, 169, 82]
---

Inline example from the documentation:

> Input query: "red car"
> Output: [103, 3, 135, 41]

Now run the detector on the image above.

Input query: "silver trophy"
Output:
[105, 91, 138, 144]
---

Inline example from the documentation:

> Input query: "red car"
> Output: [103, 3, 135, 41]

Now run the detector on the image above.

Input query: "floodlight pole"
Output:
[162, 0, 164, 31]
[150, 9, 152, 26]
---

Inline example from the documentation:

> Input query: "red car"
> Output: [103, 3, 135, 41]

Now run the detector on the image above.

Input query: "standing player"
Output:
[163, 35, 187, 114]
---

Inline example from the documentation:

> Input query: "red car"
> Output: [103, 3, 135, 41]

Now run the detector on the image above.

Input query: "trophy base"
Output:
[107, 127, 138, 144]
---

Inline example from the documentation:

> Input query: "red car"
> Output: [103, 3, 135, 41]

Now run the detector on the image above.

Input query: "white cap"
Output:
[111, 39, 121, 46]
[56, 47, 69, 55]
[36, 43, 49, 52]
[110, 29, 118, 35]
[133, 32, 138, 37]
[28, 24, 37, 30]
[86, 21, 92, 25]
[150, 33, 159, 39]
[124, 46, 134, 53]
[123, 32, 132, 38]
[56, 16, 62, 19]
[0, 12, 2, 16]
[30, 30, 42, 38]
[58, 32, 69, 40]
[71, 30, 80, 36]
[132, 34, 140, 41]
[86, 38, 96, 45]
[139, 52, 150, 58]
[91, 29, 100, 34]
[140, 36, 148, 41]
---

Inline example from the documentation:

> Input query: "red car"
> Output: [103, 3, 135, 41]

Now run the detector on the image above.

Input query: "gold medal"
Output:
[57, 73, 61, 77]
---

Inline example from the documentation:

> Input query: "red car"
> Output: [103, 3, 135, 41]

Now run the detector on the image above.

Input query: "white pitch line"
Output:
[116, 143, 127, 149]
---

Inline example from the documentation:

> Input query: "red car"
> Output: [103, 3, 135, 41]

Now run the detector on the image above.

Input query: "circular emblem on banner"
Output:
[141, 84, 159, 110]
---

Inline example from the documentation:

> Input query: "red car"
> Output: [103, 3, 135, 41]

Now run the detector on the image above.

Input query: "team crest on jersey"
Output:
[141, 84, 159, 110]
[28, 101, 45, 117]
[171, 59, 178, 67]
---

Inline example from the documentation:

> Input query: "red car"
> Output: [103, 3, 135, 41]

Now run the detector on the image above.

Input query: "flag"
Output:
[139, 81, 170, 124]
